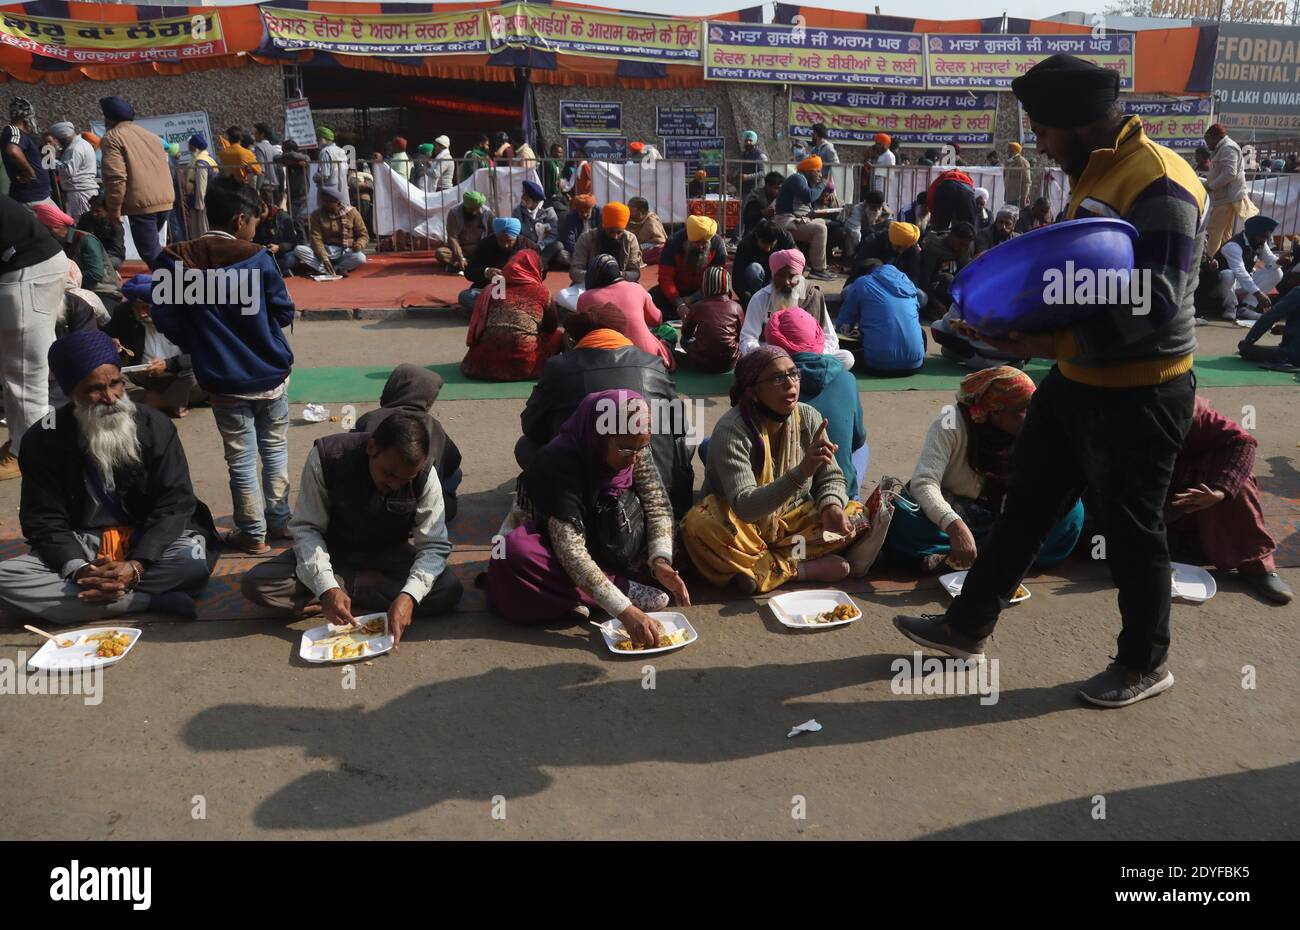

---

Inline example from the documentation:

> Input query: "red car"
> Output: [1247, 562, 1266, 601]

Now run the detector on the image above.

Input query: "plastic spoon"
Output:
[24, 624, 74, 648]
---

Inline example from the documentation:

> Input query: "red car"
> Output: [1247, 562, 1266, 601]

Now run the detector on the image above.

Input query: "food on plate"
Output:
[89, 631, 131, 658]
[330, 640, 368, 661]
[804, 603, 860, 624]
[356, 616, 385, 635]
[610, 618, 690, 650]
[1014, 585, 1029, 600]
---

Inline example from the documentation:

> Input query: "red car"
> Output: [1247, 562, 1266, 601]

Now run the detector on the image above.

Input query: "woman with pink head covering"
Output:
[739, 248, 855, 370]
[764, 309, 868, 499]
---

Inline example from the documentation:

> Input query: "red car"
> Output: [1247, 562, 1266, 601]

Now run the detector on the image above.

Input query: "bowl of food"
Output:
[950, 217, 1139, 338]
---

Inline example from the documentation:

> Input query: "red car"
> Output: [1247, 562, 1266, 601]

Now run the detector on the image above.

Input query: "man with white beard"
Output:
[739, 248, 854, 370]
[0, 330, 219, 623]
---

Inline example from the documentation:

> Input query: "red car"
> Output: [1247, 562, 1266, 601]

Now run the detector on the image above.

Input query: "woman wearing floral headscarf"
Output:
[681, 346, 878, 593]
[884, 366, 1083, 572]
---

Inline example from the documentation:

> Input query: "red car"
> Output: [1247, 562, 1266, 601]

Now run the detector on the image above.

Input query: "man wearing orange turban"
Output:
[563, 200, 643, 306]
[1003, 141, 1031, 208]
[773, 151, 836, 281]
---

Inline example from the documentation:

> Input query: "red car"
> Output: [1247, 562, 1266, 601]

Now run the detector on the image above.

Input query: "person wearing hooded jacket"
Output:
[836, 261, 926, 375]
[354, 363, 463, 523]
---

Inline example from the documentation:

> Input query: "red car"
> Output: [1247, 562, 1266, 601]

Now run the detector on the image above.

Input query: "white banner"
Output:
[369, 163, 540, 239]
[283, 98, 317, 150]
[592, 160, 689, 224]
[871, 165, 1072, 222]
[1247, 174, 1300, 237]
[92, 111, 211, 166]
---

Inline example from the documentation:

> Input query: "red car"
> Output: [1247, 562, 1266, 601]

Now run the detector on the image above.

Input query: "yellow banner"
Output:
[487, 3, 701, 63]
[0, 11, 225, 64]
[259, 6, 487, 56]
[705, 23, 925, 88]
[926, 34, 1134, 91]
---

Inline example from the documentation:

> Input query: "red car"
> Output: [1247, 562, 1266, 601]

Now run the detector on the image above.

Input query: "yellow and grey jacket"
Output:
[1054, 116, 1206, 388]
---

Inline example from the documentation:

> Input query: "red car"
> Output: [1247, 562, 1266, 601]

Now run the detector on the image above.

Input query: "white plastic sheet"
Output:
[368, 163, 541, 241]
[592, 161, 689, 224]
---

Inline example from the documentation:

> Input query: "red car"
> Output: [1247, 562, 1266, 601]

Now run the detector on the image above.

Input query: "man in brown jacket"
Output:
[98, 96, 174, 269]
[1002, 141, 1032, 209]
[293, 186, 369, 276]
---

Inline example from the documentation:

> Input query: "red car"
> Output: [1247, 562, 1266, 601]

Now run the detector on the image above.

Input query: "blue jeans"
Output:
[128, 211, 170, 270]
[735, 262, 768, 303]
[1239, 287, 1300, 366]
[212, 392, 291, 540]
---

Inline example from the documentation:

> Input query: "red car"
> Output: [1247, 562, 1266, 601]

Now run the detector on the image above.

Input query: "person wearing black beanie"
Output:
[894, 54, 1217, 709]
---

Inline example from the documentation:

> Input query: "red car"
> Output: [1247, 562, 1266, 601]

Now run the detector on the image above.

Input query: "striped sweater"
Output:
[1054, 116, 1206, 388]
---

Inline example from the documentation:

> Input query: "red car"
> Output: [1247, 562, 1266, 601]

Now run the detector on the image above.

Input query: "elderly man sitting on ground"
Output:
[0, 330, 219, 623]
[294, 186, 369, 277]
[739, 248, 854, 370]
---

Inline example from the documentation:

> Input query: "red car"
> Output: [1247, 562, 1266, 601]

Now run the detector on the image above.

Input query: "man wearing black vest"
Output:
[242, 413, 462, 641]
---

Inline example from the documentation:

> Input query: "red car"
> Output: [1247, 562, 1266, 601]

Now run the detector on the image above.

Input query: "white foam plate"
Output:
[940, 571, 1031, 604]
[594, 611, 698, 655]
[26, 627, 142, 671]
[120, 364, 151, 374]
[299, 613, 394, 664]
[1170, 562, 1217, 602]
[769, 589, 863, 629]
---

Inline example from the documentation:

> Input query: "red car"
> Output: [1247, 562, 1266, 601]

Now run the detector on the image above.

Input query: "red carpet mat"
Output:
[128, 253, 664, 313]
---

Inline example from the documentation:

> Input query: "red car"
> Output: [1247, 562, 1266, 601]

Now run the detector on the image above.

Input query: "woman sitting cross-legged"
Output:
[884, 366, 1084, 573]
[460, 249, 564, 381]
[486, 389, 691, 647]
[681, 347, 877, 594]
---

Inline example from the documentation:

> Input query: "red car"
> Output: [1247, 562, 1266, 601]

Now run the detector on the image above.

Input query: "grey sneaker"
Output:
[1243, 571, 1293, 605]
[808, 269, 838, 281]
[1077, 661, 1174, 708]
[893, 614, 987, 662]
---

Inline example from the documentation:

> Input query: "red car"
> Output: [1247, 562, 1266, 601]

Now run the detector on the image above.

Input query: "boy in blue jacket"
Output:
[151, 176, 297, 554]
[837, 261, 926, 376]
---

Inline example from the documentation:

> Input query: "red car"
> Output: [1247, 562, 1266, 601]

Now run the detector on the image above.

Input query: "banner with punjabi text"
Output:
[790, 87, 998, 146]
[487, 3, 700, 63]
[926, 33, 1134, 91]
[0, 10, 225, 64]
[705, 21, 925, 88]
[259, 6, 486, 56]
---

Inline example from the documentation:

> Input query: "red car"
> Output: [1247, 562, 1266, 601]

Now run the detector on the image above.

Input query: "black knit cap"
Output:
[1012, 54, 1121, 129]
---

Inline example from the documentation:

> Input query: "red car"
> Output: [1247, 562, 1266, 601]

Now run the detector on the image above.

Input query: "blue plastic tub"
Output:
[950, 217, 1139, 337]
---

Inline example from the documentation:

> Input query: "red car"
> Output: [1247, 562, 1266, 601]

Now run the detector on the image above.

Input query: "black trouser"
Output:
[945, 367, 1195, 672]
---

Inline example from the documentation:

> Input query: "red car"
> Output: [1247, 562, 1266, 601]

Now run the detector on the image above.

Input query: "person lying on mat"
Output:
[0, 330, 220, 623]
[680, 347, 876, 595]
[883, 366, 1083, 575]
[434, 190, 492, 275]
[516, 306, 695, 519]
[486, 390, 687, 646]
[739, 248, 854, 371]
[242, 412, 463, 639]
[354, 364, 463, 524]
[458, 216, 539, 312]
[295, 185, 368, 277]
[461, 250, 563, 382]
[1164, 395, 1292, 605]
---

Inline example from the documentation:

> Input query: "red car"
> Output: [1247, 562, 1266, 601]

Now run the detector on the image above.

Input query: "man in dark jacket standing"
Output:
[0, 330, 219, 622]
[895, 55, 1205, 709]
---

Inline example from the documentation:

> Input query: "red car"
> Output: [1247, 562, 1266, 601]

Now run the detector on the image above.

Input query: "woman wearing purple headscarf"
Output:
[486, 389, 690, 646]
[681, 346, 876, 593]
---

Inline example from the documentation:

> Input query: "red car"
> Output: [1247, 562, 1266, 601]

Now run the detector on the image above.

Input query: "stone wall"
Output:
[13, 63, 286, 140]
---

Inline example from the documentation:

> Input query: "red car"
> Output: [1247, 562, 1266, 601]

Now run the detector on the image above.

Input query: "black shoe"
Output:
[1077, 661, 1174, 708]
[1243, 571, 1294, 604]
[893, 614, 987, 661]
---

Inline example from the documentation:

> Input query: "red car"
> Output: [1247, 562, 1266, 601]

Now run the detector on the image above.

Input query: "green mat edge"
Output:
[287, 355, 1298, 404]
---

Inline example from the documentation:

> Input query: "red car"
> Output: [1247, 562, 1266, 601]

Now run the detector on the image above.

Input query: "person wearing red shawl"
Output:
[460, 250, 563, 381]
[1164, 396, 1292, 604]
[486, 390, 690, 646]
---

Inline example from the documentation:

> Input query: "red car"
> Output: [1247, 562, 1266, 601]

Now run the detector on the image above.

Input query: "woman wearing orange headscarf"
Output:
[883, 366, 1083, 573]
[461, 250, 563, 381]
